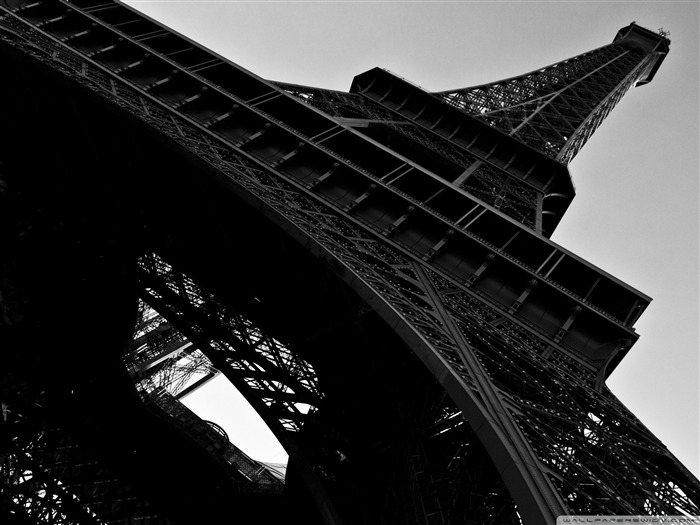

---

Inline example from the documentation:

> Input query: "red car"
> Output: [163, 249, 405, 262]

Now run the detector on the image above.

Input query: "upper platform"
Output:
[613, 22, 670, 85]
[348, 67, 576, 236]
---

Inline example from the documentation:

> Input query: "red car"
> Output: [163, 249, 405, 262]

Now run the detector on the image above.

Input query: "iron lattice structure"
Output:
[0, 1, 697, 524]
[433, 28, 668, 164]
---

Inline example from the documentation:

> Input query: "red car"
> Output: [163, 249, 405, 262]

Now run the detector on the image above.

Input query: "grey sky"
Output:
[123, 0, 700, 477]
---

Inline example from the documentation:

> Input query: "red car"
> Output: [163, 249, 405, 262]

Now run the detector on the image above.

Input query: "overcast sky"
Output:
[123, 0, 699, 477]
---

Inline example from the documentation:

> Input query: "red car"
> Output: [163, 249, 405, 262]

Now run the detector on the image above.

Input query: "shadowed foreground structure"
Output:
[1, 1, 699, 523]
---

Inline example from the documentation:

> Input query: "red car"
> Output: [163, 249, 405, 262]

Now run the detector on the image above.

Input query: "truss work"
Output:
[0, 1, 696, 524]
[433, 24, 669, 164]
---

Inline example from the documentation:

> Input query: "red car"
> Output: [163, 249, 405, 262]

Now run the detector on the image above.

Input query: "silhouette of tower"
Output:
[1, 1, 698, 524]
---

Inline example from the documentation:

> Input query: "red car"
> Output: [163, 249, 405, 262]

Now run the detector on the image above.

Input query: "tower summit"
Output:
[0, 2, 697, 524]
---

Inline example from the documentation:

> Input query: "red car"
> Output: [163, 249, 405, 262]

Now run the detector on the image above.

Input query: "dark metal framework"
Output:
[0, 1, 696, 524]
[135, 255, 323, 435]
[0, 364, 169, 524]
[434, 27, 669, 164]
[274, 82, 542, 230]
[124, 300, 290, 495]
[2, 419, 166, 525]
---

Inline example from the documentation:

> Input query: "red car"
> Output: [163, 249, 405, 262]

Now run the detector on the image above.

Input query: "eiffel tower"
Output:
[1, 1, 698, 524]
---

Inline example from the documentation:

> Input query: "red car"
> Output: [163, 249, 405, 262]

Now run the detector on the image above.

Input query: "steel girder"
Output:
[131, 253, 523, 524]
[0, 376, 168, 524]
[124, 309, 288, 495]
[433, 27, 669, 164]
[0, 2, 697, 524]
[274, 83, 542, 231]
